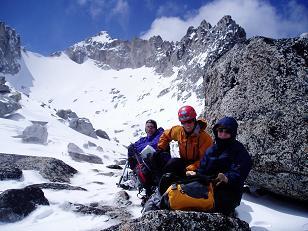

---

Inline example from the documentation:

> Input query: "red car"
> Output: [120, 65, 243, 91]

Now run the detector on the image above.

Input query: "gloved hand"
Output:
[213, 173, 228, 186]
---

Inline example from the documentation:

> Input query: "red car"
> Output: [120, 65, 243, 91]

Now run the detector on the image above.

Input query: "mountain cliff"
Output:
[0, 22, 21, 74]
[203, 36, 308, 201]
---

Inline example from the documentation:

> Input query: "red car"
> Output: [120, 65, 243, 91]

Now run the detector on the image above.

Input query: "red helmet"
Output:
[178, 105, 197, 122]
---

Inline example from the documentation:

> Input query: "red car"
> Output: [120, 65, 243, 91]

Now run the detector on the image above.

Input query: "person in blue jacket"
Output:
[127, 119, 164, 170]
[126, 119, 166, 204]
[188, 116, 252, 215]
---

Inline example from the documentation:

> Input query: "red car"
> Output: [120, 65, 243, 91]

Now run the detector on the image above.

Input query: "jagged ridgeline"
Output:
[0, 15, 307, 203]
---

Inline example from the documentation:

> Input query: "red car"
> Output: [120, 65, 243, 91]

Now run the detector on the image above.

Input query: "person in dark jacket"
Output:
[188, 116, 252, 215]
[127, 119, 164, 170]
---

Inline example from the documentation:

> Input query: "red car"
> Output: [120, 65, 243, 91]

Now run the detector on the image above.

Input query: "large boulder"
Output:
[67, 143, 103, 164]
[0, 186, 49, 223]
[56, 109, 78, 120]
[203, 36, 308, 201]
[0, 153, 78, 183]
[69, 117, 97, 138]
[22, 123, 48, 144]
[103, 210, 250, 231]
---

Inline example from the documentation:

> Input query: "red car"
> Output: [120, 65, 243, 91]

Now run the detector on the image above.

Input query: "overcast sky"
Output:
[1, 0, 307, 55]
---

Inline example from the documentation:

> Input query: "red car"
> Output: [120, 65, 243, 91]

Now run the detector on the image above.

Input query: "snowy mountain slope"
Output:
[9, 50, 203, 146]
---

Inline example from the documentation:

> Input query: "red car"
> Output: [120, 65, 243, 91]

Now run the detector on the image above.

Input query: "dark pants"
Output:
[162, 157, 187, 177]
[214, 184, 240, 215]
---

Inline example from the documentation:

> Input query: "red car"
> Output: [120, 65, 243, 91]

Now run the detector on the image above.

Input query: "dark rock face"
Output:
[0, 165, 22, 180]
[0, 153, 78, 183]
[103, 210, 250, 231]
[203, 37, 308, 201]
[0, 186, 49, 223]
[0, 22, 21, 74]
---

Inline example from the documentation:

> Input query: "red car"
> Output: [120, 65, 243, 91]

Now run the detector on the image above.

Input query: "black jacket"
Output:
[197, 116, 252, 204]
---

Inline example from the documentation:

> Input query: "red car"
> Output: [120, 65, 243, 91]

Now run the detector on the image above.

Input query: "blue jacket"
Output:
[132, 127, 164, 155]
[197, 117, 252, 204]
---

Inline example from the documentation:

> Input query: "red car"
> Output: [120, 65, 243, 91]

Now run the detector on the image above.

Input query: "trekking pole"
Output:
[117, 160, 129, 187]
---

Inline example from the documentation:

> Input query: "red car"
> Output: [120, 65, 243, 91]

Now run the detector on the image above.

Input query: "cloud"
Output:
[74, 0, 129, 22]
[156, 2, 188, 17]
[112, 0, 129, 16]
[141, 0, 308, 41]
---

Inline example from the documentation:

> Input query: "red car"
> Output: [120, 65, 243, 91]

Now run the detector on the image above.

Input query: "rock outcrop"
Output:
[0, 186, 49, 223]
[22, 122, 48, 144]
[0, 153, 78, 183]
[103, 210, 250, 231]
[0, 76, 21, 117]
[203, 36, 308, 201]
[67, 143, 103, 164]
[0, 22, 21, 74]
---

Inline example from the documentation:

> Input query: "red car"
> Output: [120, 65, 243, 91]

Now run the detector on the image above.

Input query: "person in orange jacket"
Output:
[157, 105, 213, 177]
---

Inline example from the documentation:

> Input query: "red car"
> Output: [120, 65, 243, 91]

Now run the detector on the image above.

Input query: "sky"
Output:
[1, 0, 308, 55]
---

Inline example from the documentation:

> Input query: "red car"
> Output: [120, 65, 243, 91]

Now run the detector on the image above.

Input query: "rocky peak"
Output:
[170, 16, 246, 100]
[77, 31, 116, 47]
[0, 22, 21, 74]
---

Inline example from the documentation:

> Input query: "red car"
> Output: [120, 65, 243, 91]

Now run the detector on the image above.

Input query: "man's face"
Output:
[217, 127, 231, 139]
[181, 119, 195, 133]
[145, 122, 156, 136]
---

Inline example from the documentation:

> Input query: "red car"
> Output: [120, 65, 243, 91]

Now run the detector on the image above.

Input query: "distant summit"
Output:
[65, 15, 246, 98]
[74, 31, 116, 47]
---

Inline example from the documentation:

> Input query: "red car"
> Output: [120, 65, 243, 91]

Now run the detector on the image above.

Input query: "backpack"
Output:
[134, 157, 153, 187]
[160, 175, 214, 211]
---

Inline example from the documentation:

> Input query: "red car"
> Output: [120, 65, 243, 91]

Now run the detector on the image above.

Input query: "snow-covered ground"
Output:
[1, 51, 307, 231]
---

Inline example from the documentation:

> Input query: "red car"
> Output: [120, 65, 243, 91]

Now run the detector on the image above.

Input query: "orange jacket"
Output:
[158, 119, 213, 171]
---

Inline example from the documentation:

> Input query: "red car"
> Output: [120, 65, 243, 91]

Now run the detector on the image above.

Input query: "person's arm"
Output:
[148, 128, 164, 150]
[186, 133, 213, 171]
[157, 126, 179, 151]
[218, 144, 252, 187]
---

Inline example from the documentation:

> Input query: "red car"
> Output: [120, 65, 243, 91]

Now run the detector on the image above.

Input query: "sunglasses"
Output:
[181, 119, 195, 125]
[217, 127, 231, 133]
